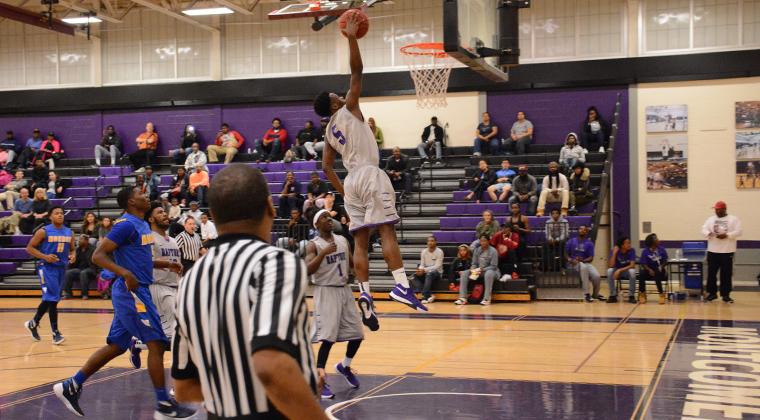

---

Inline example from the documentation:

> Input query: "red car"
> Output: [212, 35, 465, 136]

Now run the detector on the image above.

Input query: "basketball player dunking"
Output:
[314, 12, 428, 331]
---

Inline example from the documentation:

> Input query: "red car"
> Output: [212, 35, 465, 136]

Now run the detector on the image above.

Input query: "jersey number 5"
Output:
[331, 126, 347, 145]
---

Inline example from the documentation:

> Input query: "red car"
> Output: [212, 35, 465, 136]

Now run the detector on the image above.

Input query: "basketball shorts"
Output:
[311, 285, 364, 343]
[344, 165, 400, 233]
[38, 264, 65, 302]
[107, 280, 168, 350]
[149, 283, 178, 340]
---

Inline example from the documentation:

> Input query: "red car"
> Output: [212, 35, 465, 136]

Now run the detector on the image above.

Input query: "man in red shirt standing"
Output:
[255, 118, 287, 162]
[208, 123, 244, 164]
[490, 224, 520, 280]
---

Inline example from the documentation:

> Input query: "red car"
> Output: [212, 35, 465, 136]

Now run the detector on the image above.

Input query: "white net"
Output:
[401, 43, 454, 109]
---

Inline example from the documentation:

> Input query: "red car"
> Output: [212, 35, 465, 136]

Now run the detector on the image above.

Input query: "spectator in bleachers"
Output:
[639, 233, 668, 305]
[144, 166, 161, 201]
[537, 162, 569, 217]
[199, 213, 218, 245]
[35, 132, 63, 169]
[507, 111, 534, 155]
[455, 234, 499, 306]
[134, 175, 148, 198]
[171, 124, 197, 165]
[44, 172, 66, 199]
[188, 165, 210, 206]
[167, 198, 182, 222]
[176, 217, 204, 272]
[464, 160, 495, 203]
[418, 116, 444, 166]
[448, 244, 472, 291]
[293, 121, 319, 160]
[472, 112, 499, 157]
[606, 236, 638, 304]
[30, 159, 49, 192]
[81, 212, 99, 239]
[368, 117, 384, 148]
[470, 209, 500, 250]
[384, 147, 412, 198]
[130, 122, 158, 173]
[303, 171, 328, 213]
[181, 201, 204, 227]
[0, 170, 27, 210]
[507, 202, 531, 261]
[486, 160, 516, 203]
[18, 129, 43, 168]
[1, 131, 21, 168]
[97, 216, 113, 242]
[543, 208, 569, 272]
[559, 133, 585, 171]
[278, 171, 303, 219]
[184, 142, 208, 172]
[276, 208, 310, 256]
[94, 125, 122, 167]
[580, 106, 609, 153]
[491, 224, 520, 279]
[30, 188, 51, 232]
[255, 118, 287, 163]
[569, 162, 593, 214]
[62, 234, 96, 300]
[14, 188, 33, 234]
[166, 167, 189, 205]
[508, 165, 538, 215]
[412, 236, 444, 304]
[322, 192, 350, 240]
[304, 117, 328, 158]
[208, 123, 245, 164]
[566, 225, 602, 303]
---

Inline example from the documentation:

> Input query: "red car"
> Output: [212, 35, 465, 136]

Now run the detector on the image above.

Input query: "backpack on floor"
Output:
[468, 283, 484, 304]
[97, 270, 115, 299]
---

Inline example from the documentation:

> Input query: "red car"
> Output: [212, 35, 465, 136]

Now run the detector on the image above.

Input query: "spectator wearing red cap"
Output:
[701, 201, 742, 303]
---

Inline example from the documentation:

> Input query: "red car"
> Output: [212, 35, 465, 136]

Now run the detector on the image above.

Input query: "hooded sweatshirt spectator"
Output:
[559, 133, 585, 170]
[569, 162, 593, 212]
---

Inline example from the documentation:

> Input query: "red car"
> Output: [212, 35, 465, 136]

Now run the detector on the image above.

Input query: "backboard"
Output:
[268, 0, 381, 21]
[443, 0, 529, 82]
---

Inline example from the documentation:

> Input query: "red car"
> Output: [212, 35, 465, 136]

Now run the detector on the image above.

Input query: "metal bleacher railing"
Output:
[590, 93, 623, 243]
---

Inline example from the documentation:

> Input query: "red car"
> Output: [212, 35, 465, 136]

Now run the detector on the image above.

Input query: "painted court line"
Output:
[573, 305, 638, 373]
[331, 376, 406, 414]
[325, 392, 503, 420]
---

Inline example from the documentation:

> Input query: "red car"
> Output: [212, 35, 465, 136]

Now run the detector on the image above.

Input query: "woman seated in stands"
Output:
[580, 106, 610, 153]
[82, 212, 99, 244]
[448, 244, 472, 292]
[507, 203, 531, 261]
[35, 132, 64, 169]
[164, 167, 189, 205]
[568, 162, 593, 214]
[606, 236, 638, 304]
[639, 233, 669, 305]
[30, 188, 51, 232]
[559, 133, 585, 171]
[98, 216, 112, 242]
[45, 171, 66, 199]
[490, 224, 520, 279]
[470, 209, 500, 250]
[464, 160, 495, 203]
[455, 234, 500, 306]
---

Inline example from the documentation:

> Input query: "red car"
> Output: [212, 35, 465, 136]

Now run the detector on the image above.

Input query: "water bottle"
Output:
[675, 249, 682, 260]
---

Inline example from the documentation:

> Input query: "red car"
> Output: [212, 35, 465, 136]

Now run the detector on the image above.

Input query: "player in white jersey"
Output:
[305, 210, 364, 400]
[313, 13, 427, 328]
[146, 203, 183, 340]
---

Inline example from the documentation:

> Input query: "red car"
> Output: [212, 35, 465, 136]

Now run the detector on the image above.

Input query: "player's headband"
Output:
[313, 209, 330, 228]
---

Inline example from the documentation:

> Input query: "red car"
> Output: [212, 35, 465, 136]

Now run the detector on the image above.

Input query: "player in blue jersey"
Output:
[24, 206, 75, 345]
[53, 187, 195, 419]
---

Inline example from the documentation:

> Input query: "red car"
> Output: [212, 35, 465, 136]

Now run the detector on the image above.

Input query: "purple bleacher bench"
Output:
[0, 248, 30, 260]
[0, 262, 18, 275]
[63, 187, 109, 198]
[99, 167, 132, 177]
[0, 235, 33, 247]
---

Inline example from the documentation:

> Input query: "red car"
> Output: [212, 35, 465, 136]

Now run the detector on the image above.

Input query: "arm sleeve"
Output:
[433, 249, 444, 272]
[421, 126, 430, 141]
[489, 249, 499, 271]
[106, 219, 136, 247]
[234, 131, 245, 148]
[701, 218, 713, 238]
[250, 251, 306, 358]
[277, 129, 288, 143]
[528, 177, 538, 196]
[171, 323, 200, 380]
[559, 221, 569, 242]
[435, 126, 444, 142]
[560, 175, 569, 191]
[727, 217, 742, 239]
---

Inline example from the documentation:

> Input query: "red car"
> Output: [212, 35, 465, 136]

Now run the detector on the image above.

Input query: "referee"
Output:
[171, 164, 325, 420]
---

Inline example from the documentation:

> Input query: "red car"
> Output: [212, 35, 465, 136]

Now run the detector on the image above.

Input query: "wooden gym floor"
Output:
[1, 292, 760, 419]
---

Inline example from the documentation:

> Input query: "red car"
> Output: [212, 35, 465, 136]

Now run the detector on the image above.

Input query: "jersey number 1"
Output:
[337, 264, 343, 277]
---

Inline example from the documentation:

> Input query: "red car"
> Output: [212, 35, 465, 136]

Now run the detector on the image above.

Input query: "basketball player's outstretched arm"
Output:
[343, 13, 363, 119]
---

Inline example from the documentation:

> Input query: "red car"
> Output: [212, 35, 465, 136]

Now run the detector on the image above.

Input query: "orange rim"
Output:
[400, 42, 448, 58]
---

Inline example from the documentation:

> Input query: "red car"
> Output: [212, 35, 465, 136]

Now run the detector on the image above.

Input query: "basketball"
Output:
[338, 8, 369, 39]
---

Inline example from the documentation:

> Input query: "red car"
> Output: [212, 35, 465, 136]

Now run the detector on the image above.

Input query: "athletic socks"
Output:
[72, 370, 88, 388]
[155, 387, 170, 403]
[358, 281, 371, 295]
[391, 268, 410, 288]
[342, 357, 353, 367]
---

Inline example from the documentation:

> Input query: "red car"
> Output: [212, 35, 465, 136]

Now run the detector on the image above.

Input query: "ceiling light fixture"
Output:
[61, 16, 102, 24]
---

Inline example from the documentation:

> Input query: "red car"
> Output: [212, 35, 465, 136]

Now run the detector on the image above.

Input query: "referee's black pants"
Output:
[181, 259, 196, 274]
[706, 251, 733, 298]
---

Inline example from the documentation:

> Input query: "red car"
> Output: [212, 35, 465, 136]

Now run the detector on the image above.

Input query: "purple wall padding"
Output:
[486, 86, 630, 239]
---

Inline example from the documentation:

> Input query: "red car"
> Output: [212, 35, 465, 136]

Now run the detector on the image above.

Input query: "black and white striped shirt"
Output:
[171, 233, 317, 419]
[175, 230, 202, 262]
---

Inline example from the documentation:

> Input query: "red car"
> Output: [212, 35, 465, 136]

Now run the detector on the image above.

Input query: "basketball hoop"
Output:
[400, 42, 454, 109]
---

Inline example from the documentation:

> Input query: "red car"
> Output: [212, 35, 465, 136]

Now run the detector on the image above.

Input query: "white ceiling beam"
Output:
[58, 0, 122, 23]
[212, 0, 254, 16]
[130, 0, 219, 33]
